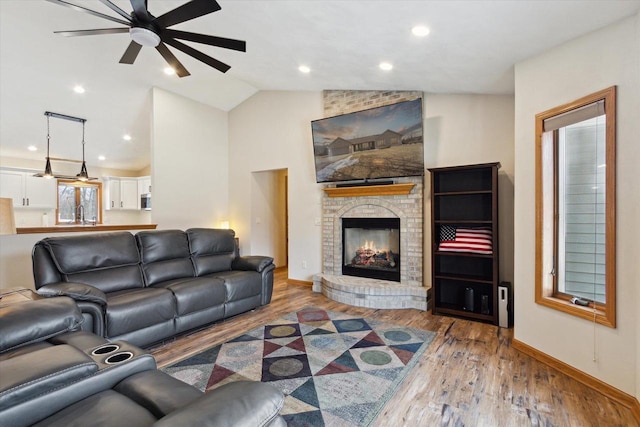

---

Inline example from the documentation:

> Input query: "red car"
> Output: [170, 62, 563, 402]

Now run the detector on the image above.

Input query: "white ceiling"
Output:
[1, 0, 638, 172]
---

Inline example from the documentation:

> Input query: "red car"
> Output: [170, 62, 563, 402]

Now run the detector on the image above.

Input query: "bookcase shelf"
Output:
[429, 162, 500, 325]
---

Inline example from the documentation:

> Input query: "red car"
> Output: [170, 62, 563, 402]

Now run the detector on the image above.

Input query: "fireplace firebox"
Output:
[342, 217, 400, 282]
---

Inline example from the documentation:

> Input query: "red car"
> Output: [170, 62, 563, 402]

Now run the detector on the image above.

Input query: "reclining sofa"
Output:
[0, 297, 285, 427]
[32, 228, 275, 348]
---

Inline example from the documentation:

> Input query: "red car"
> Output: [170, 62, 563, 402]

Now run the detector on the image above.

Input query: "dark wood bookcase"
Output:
[429, 162, 500, 324]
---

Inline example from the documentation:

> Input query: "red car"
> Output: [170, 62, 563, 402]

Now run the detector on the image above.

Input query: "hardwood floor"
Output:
[150, 269, 637, 427]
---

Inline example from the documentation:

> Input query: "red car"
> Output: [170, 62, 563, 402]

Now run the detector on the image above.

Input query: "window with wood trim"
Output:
[57, 179, 102, 225]
[535, 86, 616, 328]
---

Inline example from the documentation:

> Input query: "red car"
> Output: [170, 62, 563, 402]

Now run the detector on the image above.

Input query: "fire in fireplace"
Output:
[342, 217, 400, 282]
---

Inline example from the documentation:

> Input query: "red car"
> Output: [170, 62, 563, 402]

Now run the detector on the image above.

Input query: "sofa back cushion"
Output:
[0, 297, 84, 354]
[39, 232, 144, 293]
[136, 230, 195, 286]
[187, 228, 236, 276]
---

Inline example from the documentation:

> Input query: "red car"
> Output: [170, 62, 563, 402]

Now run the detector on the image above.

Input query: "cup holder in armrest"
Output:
[91, 344, 120, 356]
[105, 351, 134, 364]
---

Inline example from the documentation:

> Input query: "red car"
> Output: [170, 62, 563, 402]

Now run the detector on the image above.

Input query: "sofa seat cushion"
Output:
[205, 271, 262, 302]
[106, 289, 176, 338]
[152, 277, 226, 316]
[32, 390, 157, 427]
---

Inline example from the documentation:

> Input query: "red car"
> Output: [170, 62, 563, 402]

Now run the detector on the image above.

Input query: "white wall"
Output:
[514, 14, 640, 395]
[424, 95, 515, 286]
[151, 88, 229, 230]
[229, 91, 515, 285]
[228, 91, 324, 281]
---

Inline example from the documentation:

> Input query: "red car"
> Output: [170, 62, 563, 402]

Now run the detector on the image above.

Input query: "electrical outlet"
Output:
[302, 260, 308, 269]
[314, 217, 321, 226]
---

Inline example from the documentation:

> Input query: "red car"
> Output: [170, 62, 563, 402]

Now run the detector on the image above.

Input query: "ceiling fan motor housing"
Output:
[130, 27, 160, 47]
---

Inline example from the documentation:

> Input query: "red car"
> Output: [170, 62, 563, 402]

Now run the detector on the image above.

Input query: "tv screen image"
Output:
[311, 98, 424, 183]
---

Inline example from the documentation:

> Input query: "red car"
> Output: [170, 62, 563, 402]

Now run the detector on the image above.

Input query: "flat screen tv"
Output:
[311, 98, 424, 184]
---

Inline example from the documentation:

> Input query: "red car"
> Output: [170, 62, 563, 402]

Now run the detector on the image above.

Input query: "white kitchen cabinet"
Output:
[0, 170, 56, 208]
[138, 176, 151, 195]
[137, 176, 151, 210]
[104, 177, 139, 210]
[120, 179, 138, 210]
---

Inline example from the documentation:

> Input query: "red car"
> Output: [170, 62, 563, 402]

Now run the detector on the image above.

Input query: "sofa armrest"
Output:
[232, 256, 274, 273]
[75, 301, 105, 337]
[38, 282, 107, 307]
[153, 381, 284, 427]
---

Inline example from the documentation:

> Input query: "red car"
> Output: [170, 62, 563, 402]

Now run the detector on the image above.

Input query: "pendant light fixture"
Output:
[43, 114, 53, 179]
[77, 120, 89, 181]
[36, 112, 95, 181]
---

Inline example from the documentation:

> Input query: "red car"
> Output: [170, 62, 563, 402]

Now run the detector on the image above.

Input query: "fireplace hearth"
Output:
[342, 217, 400, 282]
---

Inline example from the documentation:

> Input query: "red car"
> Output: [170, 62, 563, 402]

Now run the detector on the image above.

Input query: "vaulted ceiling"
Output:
[1, 0, 638, 171]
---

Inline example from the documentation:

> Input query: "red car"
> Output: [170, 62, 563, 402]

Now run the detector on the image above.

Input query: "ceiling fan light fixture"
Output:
[130, 27, 160, 47]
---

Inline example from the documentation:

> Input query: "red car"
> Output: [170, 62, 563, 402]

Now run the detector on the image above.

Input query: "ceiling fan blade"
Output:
[155, 43, 191, 77]
[154, 0, 221, 29]
[98, 0, 132, 21]
[163, 37, 230, 73]
[54, 28, 130, 37]
[163, 29, 246, 52]
[130, 0, 151, 21]
[45, 0, 130, 26]
[119, 41, 143, 64]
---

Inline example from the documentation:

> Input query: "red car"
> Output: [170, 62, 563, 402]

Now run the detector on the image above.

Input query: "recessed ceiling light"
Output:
[98, 155, 106, 161]
[298, 65, 311, 74]
[27, 145, 38, 151]
[412, 25, 430, 37]
[73, 85, 85, 94]
[379, 62, 393, 71]
[164, 67, 176, 76]
[123, 134, 132, 141]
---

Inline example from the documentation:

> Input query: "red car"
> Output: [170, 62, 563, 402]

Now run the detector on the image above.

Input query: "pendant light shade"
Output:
[43, 157, 53, 179]
[77, 161, 89, 181]
[43, 115, 53, 179]
[77, 121, 89, 181]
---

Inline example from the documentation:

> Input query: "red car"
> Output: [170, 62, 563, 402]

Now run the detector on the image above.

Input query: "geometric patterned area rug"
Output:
[162, 307, 436, 426]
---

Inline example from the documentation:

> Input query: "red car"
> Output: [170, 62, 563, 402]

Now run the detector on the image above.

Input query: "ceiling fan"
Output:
[46, 0, 246, 77]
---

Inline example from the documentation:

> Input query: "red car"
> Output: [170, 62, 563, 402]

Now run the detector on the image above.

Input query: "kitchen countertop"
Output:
[16, 224, 158, 234]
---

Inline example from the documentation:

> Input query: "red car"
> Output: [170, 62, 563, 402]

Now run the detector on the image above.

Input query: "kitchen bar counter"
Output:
[17, 224, 157, 234]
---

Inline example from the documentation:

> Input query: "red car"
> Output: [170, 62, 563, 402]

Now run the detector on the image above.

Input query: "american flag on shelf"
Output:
[438, 226, 493, 254]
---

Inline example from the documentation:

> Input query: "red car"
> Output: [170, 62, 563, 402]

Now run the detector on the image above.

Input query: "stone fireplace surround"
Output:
[313, 176, 428, 310]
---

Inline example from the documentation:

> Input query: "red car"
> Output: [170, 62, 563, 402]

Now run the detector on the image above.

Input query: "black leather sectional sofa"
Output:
[0, 297, 285, 427]
[32, 228, 276, 347]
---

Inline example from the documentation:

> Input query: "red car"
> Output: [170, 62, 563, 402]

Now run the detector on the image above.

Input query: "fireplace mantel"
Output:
[323, 183, 415, 198]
